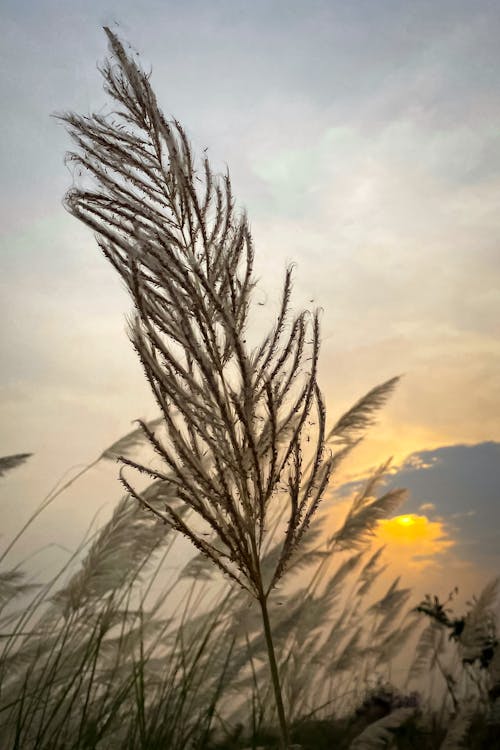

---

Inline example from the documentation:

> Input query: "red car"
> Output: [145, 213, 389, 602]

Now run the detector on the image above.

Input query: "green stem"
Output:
[257, 590, 290, 750]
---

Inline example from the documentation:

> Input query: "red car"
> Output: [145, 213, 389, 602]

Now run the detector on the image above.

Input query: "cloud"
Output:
[374, 442, 500, 570]
[326, 441, 499, 603]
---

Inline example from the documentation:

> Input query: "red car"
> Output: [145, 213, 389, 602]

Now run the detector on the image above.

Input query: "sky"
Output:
[1, 0, 499, 603]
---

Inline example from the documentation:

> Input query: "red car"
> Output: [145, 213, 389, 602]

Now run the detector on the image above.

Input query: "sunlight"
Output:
[396, 514, 415, 526]
[376, 513, 454, 569]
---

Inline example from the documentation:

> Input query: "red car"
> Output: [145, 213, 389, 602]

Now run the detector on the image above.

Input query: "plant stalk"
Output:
[257, 590, 290, 750]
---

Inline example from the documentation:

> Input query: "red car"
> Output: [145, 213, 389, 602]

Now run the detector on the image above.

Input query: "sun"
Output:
[375, 513, 454, 569]
[378, 514, 431, 541]
[396, 515, 416, 527]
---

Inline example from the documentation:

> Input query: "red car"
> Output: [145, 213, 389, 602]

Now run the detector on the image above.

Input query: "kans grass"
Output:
[1, 28, 499, 749]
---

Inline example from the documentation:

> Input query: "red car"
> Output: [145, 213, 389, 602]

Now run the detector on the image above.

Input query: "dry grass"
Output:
[1, 433, 499, 748]
[57, 27, 406, 749]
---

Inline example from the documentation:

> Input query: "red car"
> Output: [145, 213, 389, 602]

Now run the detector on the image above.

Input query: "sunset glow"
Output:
[396, 515, 415, 526]
[376, 513, 454, 569]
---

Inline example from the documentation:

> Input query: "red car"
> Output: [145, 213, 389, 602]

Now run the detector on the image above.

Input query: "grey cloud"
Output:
[339, 442, 500, 569]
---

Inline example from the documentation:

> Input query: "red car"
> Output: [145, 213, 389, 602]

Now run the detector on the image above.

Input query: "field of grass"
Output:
[1, 441, 499, 749]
